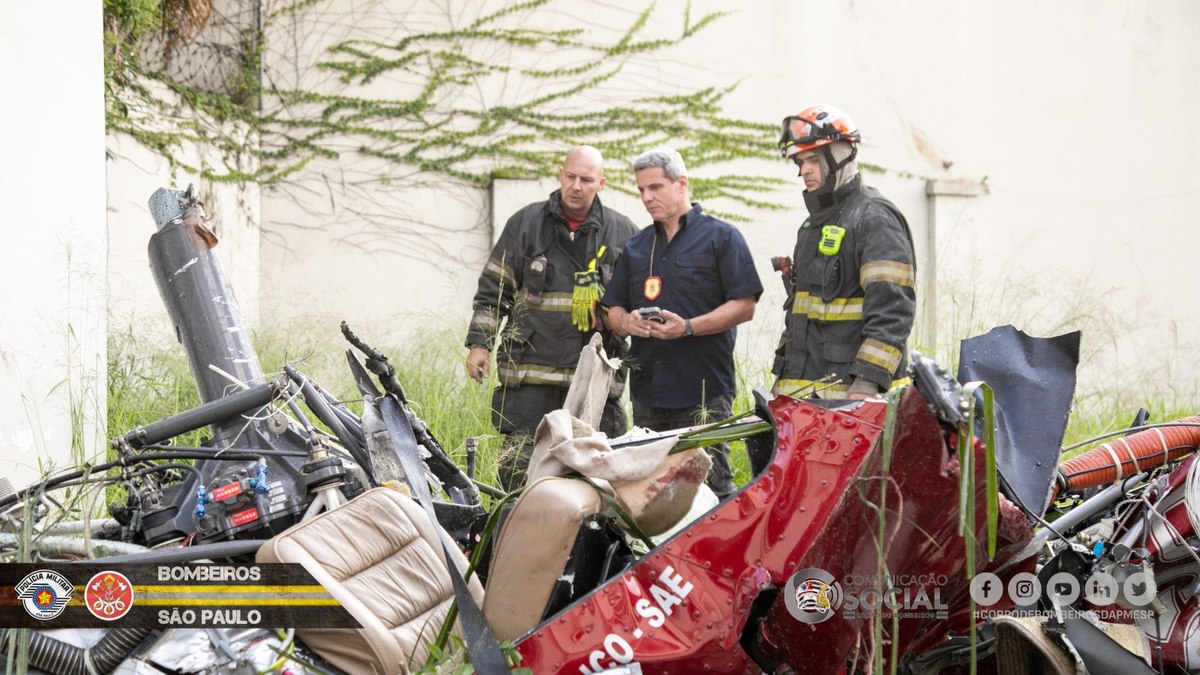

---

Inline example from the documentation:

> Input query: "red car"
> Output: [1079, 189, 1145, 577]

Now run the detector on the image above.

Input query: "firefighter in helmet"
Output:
[773, 105, 917, 400]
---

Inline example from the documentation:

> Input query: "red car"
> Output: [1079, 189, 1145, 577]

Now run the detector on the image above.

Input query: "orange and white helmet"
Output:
[778, 105, 862, 159]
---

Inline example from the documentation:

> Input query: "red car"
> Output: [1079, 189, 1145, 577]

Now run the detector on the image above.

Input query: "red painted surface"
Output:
[230, 506, 259, 527]
[213, 482, 243, 502]
[1125, 454, 1200, 673]
[514, 389, 1035, 673]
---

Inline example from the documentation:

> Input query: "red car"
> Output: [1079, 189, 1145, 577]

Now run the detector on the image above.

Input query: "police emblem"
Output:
[85, 571, 134, 621]
[783, 567, 843, 624]
[16, 569, 73, 621]
[643, 275, 662, 301]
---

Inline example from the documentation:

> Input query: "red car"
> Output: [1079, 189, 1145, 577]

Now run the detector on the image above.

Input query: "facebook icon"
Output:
[969, 572, 1004, 606]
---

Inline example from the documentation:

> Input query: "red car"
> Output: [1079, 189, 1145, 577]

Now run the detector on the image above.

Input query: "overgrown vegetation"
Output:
[103, 0, 786, 220]
[108, 321, 508, 486]
[107, 314, 1194, 501]
[929, 266, 1198, 453]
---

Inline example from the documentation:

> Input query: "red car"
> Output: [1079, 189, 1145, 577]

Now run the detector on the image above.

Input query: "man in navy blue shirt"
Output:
[601, 148, 763, 497]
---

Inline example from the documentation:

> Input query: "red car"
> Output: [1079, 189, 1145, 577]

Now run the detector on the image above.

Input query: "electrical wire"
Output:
[257, 628, 297, 674]
[122, 462, 203, 483]
[1139, 488, 1200, 569]
[1060, 422, 1200, 453]
[0, 450, 295, 511]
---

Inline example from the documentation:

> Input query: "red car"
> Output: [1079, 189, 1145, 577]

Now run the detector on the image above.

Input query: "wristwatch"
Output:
[683, 318, 694, 338]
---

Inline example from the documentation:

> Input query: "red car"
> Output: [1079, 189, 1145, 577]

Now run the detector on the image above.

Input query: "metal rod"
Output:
[0, 533, 149, 558]
[465, 437, 478, 481]
[114, 383, 278, 449]
[318, 389, 365, 446]
[1015, 472, 1148, 564]
[474, 480, 507, 500]
[284, 365, 363, 456]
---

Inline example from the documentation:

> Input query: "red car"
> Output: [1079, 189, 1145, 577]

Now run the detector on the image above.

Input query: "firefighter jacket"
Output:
[773, 176, 916, 395]
[466, 190, 637, 394]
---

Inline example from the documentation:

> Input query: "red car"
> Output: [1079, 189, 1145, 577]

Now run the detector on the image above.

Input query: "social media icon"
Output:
[1045, 572, 1081, 606]
[1009, 572, 1041, 606]
[969, 572, 1003, 606]
[1084, 572, 1118, 606]
[1123, 571, 1158, 607]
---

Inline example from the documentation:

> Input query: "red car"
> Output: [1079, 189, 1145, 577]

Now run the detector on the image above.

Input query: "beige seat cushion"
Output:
[611, 447, 712, 536]
[256, 487, 483, 674]
[483, 477, 602, 641]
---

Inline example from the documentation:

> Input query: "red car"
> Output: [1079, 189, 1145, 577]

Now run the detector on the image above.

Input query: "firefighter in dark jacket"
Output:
[772, 105, 916, 400]
[465, 146, 638, 489]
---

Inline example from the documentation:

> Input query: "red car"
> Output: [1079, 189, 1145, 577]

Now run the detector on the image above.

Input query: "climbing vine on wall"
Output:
[104, 0, 787, 219]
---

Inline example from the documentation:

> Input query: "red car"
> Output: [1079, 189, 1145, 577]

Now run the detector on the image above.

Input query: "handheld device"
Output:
[818, 225, 846, 256]
[637, 306, 666, 323]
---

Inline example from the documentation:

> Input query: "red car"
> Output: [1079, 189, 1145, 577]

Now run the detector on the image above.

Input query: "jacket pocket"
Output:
[675, 251, 719, 294]
[820, 323, 860, 369]
[820, 257, 844, 303]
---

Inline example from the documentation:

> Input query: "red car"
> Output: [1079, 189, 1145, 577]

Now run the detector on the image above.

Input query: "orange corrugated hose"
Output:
[1054, 415, 1200, 497]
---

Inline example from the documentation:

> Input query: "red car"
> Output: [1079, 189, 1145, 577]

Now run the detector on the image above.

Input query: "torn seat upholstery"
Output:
[484, 442, 714, 641]
[483, 476, 603, 641]
[256, 487, 483, 674]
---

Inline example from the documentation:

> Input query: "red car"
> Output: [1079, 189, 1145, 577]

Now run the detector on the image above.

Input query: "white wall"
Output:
[0, 2, 108, 488]
[104, 0, 1200, 410]
[107, 125, 263, 345]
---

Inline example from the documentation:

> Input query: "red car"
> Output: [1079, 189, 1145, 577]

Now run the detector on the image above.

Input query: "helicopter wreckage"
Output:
[0, 186, 1194, 675]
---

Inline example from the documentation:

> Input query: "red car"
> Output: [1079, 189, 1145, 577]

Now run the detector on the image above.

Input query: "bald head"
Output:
[558, 146, 607, 220]
[564, 146, 604, 173]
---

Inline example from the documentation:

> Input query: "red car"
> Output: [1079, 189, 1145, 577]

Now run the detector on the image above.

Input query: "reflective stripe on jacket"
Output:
[773, 180, 916, 391]
[466, 191, 637, 393]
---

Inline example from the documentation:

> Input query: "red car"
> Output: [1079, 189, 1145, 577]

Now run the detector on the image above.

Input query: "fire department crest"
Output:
[15, 569, 73, 621]
[85, 571, 134, 621]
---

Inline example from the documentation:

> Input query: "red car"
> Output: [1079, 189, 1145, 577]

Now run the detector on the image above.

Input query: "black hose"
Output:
[5, 626, 153, 675]
[0, 450, 299, 512]
[95, 539, 262, 564]
[114, 382, 278, 449]
[26, 631, 82, 675]
[89, 627, 153, 671]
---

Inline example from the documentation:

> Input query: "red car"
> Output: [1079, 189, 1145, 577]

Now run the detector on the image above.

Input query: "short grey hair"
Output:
[633, 147, 688, 182]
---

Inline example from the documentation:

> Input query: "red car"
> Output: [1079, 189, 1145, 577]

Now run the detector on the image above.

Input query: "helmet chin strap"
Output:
[804, 143, 859, 214]
[825, 144, 854, 186]
[818, 144, 858, 192]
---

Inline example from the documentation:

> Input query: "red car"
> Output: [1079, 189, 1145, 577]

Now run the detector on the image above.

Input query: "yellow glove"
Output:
[572, 270, 601, 331]
[571, 246, 608, 331]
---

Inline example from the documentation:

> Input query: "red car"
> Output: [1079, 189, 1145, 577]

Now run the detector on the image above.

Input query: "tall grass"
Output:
[107, 317, 766, 492]
[107, 322, 205, 445]
[929, 267, 1199, 450]
[108, 319, 508, 488]
[108, 304, 1197, 494]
